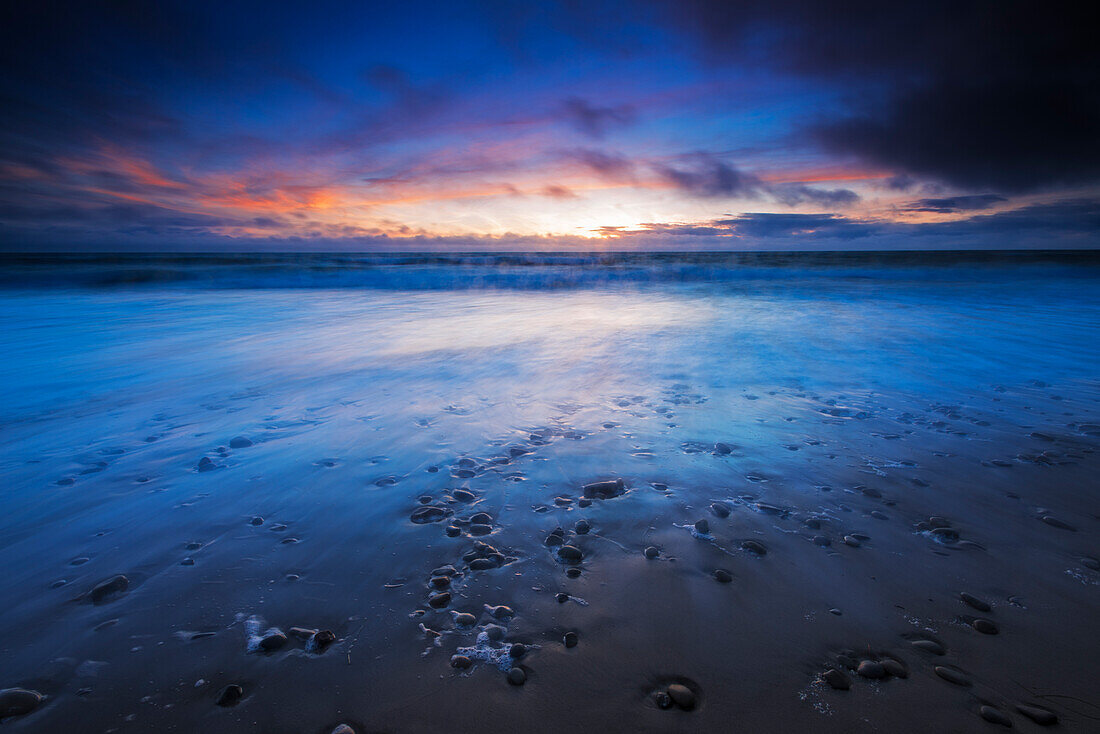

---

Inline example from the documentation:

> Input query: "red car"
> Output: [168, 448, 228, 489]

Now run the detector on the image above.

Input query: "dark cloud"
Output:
[568, 149, 636, 179]
[769, 184, 860, 208]
[652, 0, 1100, 192]
[903, 195, 1007, 214]
[560, 97, 636, 139]
[653, 153, 763, 198]
[541, 185, 577, 199]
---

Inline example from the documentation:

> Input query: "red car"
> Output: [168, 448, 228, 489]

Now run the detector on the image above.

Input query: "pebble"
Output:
[870, 511, 889, 520]
[250, 516, 264, 526]
[694, 519, 710, 534]
[453, 489, 475, 502]
[469, 558, 497, 571]
[0, 688, 43, 717]
[714, 442, 733, 454]
[486, 604, 514, 620]
[912, 639, 945, 655]
[1040, 515, 1075, 531]
[453, 612, 476, 628]
[654, 691, 672, 709]
[1016, 704, 1058, 725]
[843, 535, 861, 547]
[710, 502, 731, 518]
[469, 523, 492, 536]
[509, 643, 526, 658]
[934, 666, 971, 686]
[484, 625, 506, 641]
[577, 498, 592, 507]
[181, 557, 194, 566]
[821, 669, 850, 690]
[563, 631, 578, 648]
[857, 660, 885, 679]
[432, 565, 457, 576]
[410, 506, 446, 524]
[429, 592, 451, 609]
[445, 525, 461, 537]
[470, 512, 492, 525]
[742, 540, 767, 555]
[229, 436, 252, 448]
[331, 725, 356, 734]
[545, 532, 564, 546]
[557, 545, 583, 561]
[566, 567, 582, 578]
[507, 667, 526, 686]
[813, 535, 831, 547]
[215, 684, 243, 707]
[960, 592, 991, 612]
[666, 683, 696, 710]
[574, 520, 591, 535]
[714, 569, 732, 583]
[972, 618, 998, 634]
[451, 654, 472, 669]
[644, 546, 659, 559]
[430, 576, 451, 589]
[197, 457, 217, 472]
[1081, 557, 1100, 571]
[929, 516, 951, 528]
[980, 705, 1012, 727]
[259, 630, 288, 651]
[89, 575, 129, 603]
[582, 479, 625, 499]
[881, 658, 908, 678]
[312, 630, 336, 651]
[930, 527, 959, 542]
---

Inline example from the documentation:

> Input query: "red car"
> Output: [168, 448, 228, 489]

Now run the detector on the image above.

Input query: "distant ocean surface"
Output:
[2, 250, 1098, 290]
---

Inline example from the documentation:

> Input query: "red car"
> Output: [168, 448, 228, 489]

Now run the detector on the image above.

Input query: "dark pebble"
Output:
[181, 557, 194, 566]
[654, 691, 672, 709]
[229, 436, 252, 448]
[928, 516, 950, 528]
[453, 613, 476, 627]
[870, 511, 889, 520]
[694, 519, 710, 534]
[507, 667, 526, 686]
[509, 643, 526, 658]
[1016, 704, 1057, 725]
[714, 442, 732, 454]
[575, 520, 591, 534]
[432, 565, 457, 576]
[250, 516, 263, 526]
[710, 502, 731, 518]
[934, 666, 971, 686]
[742, 540, 767, 555]
[1040, 515, 1075, 531]
[813, 535, 831, 547]
[972, 618, 998, 634]
[486, 604, 514, 620]
[469, 558, 496, 571]
[451, 654, 472, 669]
[980, 705, 1012, 727]
[430, 576, 451, 589]
[558, 545, 583, 561]
[577, 498, 592, 507]
[0, 688, 44, 717]
[912, 639, 945, 655]
[410, 506, 446, 524]
[215, 684, 243, 707]
[881, 658, 908, 678]
[313, 630, 336, 650]
[453, 489, 475, 502]
[821, 669, 850, 690]
[89, 575, 129, 603]
[843, 535, 861, 547]
[445, 525, 461, 537]
[930, 527, 959, 542]
[557, 593, 569, 603]
[429, 592, 451, 609]
[470, 512, 492, 524]
[666, 683, 696, 710]
[564, 631, 579, 648]
[644, 546, 659, 559]
[259, 631, 287, 651]
[857, 660, 885, 679]
[714, 569, 732, 583]
[545, 533, 564, 547]
[197, 457, 217, 472]
[566, 567, 582, 578]
[469, 523, 492, 536]
[960, 592, 991, 612]
[582, 479, 625, 499]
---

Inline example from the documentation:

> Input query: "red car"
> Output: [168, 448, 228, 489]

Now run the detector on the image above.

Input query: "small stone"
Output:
[582, 479, 625, 499]
[1040, 515, 1075, 531]
[972, 618, 998, 634]
[813, 535, 831, 547]
[710, 502, 731, 518]
[507, 667, 526, 686]
[0, 688, 44, 717]
[912, 639, 945, 655]
[934, 666, 971, 686]
[557, 545, 583, 561]
[430, 576, 451, 589]
[563, 631, 579, 648]
[566, 567, 582, 578]
[544, 532, 564, 546]
[742, 540, 767, 555]
[259, 631, 288, 651]
[331, 725, 356, 734]
[451, 654, 472, 669]
[410, 506, 446, 524]
[469, 558, 496, 571]
[577, 498, 592, 507]
[312, 630, 336, 650]
[453, 489, 475, 502]
[486, 604, 514, 620]
[1016, 704, 1057, 725]
[930, 527, 959, 542]
[821, 668, 850, 690]
[484, 624, 506, 641]
[469, 523, 492, 536]
[654, 691, 672, 709]
[453, 612, 476, 628]
[857, 660, 885, 679]
[881, 658, 908, 678]
[250, 516, 264, 526]
[666, 683, 696, 710]
[980, 705, 1012, 727]
[714, 442, 732, 454]
[89, 574, 129, 603]
[713, 569, 732, 583]
[556, 593, 569, 603]
[509, 643, 526, 658]
[181, 557, 194, 566]
[843, 535, 861, 547]
[229, 436, 252, 448]
[215, 684, 243, 707]
[432, 565, 457, 576]
[870, 510, 889, 520]
[828, 608, 842, 616]
[694, 519, 710, 534]
[470, 512, 492, 525]
[929, 516, 950, 528]
[574, 520, 591, 534]
[960, 592, 991, 611]
[429, 592, 451, 609]
[445, 525, 461, 537]
[644, 546, 659, 559]
[197, 457, 217, 472]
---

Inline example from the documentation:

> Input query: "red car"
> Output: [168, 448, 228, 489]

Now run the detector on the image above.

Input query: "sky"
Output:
[1, 0, 1098, 251]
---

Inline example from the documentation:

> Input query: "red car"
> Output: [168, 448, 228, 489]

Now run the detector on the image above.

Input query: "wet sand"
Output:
[1, 254, 1098, 732]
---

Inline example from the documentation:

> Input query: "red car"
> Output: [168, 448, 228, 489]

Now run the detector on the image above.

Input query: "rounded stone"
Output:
[1016, 704, 1058, 725]
[881, 658, 908, 678]
[89, 574, 129, 603]
[972, 618, 998, 634]
[934, 666, 971, 686]
[566, 567, 582, 578]
[843, 535, 861, 547]
[694, 519, 710, 534]
[666, 683, 696, 710]
[742, 540, 767, 555]
[960, 592, 991, 612]
[215, 684, 244, 707]
[710, 502, 731, 518]
[644, 546, 659, 559]
[564, 631, 579, 648]
[557, 545, 583, 561]
[509, 643, 526, 658]
[507, 667, 526, 686]
[428, 592, 451, 609]
[450, 654, 472, 669]
[713, 569, 732, 583]
[229, 436, 252, 448]
[259, 631, 288, 651]
[821, 668, 850, 690]
[980, 705, 1012, 727]
[453, 612, 476, 627]
[654, 691, 672, 709]
[857, 660, 885, 679]
[331, 725, 356, 734]
[0, 688, 44, 718]
[574, 520, 591, 535]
